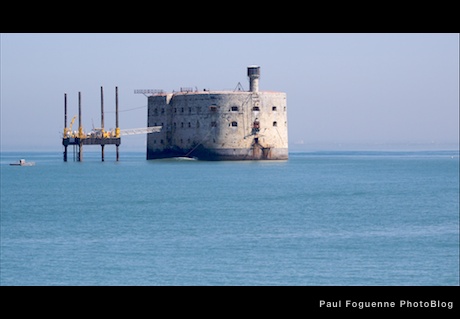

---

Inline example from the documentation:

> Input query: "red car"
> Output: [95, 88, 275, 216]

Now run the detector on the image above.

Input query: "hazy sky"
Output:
[1, 33, 458, 151]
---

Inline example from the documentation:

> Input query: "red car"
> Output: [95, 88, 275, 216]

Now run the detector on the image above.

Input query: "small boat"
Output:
[9, 159, 35, 166]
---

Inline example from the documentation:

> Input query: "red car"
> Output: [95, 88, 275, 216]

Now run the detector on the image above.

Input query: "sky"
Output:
[1, 33, 459, 152]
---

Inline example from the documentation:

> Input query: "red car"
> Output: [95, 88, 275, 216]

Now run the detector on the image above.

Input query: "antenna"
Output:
[234, 82, 245, 91]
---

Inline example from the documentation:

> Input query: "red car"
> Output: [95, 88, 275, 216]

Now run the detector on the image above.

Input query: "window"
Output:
[181, 107, 184, 113]
[272, 106, 277, 111]
[273, 121, 278, 127]
[188, 122, 191, 128]
[252, 106, 260, 111]
[231, 121, 238, 127]
[181, 122, 184, 128]
[188, 107, 192, 113]
[231, 106, 239, 112]
[210, 105, 217, 112]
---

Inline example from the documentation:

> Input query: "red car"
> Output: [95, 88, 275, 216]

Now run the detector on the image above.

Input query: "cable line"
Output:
[106, 105, 147, 113]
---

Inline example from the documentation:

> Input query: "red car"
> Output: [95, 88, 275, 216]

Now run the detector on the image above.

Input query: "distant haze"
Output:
[1, 33, 458, 151]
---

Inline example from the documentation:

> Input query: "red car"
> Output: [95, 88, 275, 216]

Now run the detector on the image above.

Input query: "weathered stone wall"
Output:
[147, 90, 288, 160]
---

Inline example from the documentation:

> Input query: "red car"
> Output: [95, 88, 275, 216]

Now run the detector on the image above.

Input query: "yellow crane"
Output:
[63, 115, 77, 138]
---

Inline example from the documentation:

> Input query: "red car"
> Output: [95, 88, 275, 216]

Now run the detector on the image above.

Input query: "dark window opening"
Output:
[272, 106, 277, 111]
[252, 120, 260, 135]
[231, 106, 239, 112]
[231, 121, 238, 127]
[273, 121, 278, 127]
[252, 106, 260, 111]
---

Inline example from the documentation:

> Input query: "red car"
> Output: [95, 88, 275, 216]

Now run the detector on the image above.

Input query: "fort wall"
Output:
[146, 67, 288, 160]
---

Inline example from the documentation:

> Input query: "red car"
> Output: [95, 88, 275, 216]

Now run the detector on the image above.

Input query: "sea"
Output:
[1, 150, 459, 286]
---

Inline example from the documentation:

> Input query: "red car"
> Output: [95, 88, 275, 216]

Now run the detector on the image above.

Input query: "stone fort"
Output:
[146, 66, 288, 160]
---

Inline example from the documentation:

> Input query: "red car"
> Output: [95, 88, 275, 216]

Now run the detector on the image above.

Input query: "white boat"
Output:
[9, 159, 35, 166]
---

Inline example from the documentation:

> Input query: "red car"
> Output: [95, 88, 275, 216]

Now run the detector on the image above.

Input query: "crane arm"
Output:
[118, 126, 162, 136]
[64, 115, 77, 138]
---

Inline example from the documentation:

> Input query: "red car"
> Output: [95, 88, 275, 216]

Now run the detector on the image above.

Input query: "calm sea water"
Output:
[1, 150, 458, 286]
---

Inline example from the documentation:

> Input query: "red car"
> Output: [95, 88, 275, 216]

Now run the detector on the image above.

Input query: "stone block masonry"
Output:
[146, 66, 288, 160]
